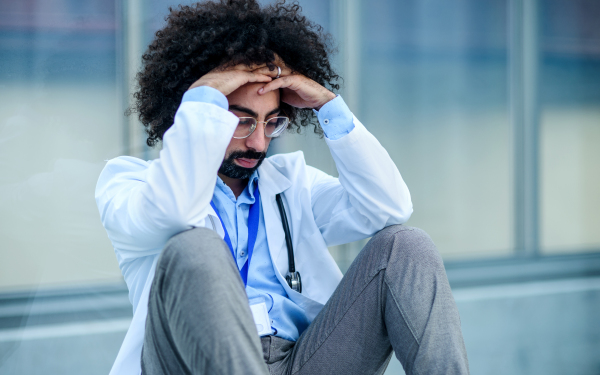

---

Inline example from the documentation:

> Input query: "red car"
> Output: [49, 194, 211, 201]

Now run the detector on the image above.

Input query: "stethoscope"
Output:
[276, 193, 302, 293]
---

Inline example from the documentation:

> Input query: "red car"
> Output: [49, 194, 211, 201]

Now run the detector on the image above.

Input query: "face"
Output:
[219, 82, 280, 180]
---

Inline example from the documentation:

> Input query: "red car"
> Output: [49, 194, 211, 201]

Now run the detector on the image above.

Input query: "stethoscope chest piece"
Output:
[286, 271, 302, 293]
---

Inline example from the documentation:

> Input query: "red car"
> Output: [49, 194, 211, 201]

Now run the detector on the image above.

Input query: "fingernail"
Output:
[258, 88, 264, 94]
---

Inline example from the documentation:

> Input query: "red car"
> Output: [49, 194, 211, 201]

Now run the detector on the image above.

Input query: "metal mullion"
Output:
[329, 0, 364, 264]
[116, 0, 128, 156]
[330, 0, 361, 117]
[120, 0, 146, 158]
[510, 0, 540, 257]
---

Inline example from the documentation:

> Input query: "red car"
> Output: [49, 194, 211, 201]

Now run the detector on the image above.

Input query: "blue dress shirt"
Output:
[182, 85, 355, 341]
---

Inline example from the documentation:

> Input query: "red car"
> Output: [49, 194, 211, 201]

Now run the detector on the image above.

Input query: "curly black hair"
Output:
[131, 0, 340, 147]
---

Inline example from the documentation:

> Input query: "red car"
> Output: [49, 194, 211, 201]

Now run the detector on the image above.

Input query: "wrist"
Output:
[314, 91, 337, 110]
[182, 86, 228, 110]
[188, 75, 228, 95]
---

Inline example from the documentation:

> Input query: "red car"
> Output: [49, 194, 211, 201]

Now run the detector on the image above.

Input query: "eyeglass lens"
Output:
[234, 117, 289, 138]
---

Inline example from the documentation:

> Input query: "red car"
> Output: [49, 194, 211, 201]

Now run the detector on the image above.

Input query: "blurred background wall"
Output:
[0, 0, 599, 374]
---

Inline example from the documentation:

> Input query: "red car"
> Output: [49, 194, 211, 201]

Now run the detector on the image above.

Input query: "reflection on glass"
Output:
[0, 1, 128, 374]
[358, 0, 512, 259]
[540, 0, 600, 253]
[0, 0, 122, 291]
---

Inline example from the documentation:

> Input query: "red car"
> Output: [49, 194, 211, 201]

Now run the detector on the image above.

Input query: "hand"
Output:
[254, 65, 336, 110]
[188, 63, 273, 96]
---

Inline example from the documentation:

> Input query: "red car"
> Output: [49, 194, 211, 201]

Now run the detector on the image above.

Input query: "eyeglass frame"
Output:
[231, 115, 290, 139]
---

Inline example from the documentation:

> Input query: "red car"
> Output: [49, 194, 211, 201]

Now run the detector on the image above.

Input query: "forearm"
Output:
[312, 96, 412, 243]
[96, 87, 236, 253]
[326, 117, 412, 225]
[142, 87, 236, 226]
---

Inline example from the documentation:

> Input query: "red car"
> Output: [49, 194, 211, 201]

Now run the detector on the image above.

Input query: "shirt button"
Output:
[323, 119, 330, 124]
[240, 251, 246, 256]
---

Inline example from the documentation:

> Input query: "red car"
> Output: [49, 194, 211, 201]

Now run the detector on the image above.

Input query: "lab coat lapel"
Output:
[257, 160, 327, 320]
[257, 159, 292, 274]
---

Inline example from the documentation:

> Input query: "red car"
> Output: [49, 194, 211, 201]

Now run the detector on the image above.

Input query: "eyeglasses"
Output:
[233, 116, 290, 139]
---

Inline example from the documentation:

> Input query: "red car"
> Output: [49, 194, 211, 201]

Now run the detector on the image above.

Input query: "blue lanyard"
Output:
[209, 187, 260, 287]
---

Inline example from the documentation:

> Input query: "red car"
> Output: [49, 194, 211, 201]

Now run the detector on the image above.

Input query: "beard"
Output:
[218, 150, 266, 180]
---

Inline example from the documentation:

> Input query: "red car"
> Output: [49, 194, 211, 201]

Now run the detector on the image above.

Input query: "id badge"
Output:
[249, 296, 272, 336]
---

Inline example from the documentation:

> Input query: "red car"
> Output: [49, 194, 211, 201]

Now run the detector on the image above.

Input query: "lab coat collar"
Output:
[256, 158, 292, 196]
[256, 157, 292, 268]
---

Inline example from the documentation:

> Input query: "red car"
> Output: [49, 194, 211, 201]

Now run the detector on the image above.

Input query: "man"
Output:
[95, 1, 469, 374]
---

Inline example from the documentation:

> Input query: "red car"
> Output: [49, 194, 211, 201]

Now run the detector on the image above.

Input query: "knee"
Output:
[373, 225, 444, 271]
[157, 227, 231, 276]
[150, 228, 244, 312]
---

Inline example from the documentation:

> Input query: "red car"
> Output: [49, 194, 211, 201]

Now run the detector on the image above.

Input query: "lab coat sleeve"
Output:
[95, 87, 238, 259]
[309, 96, 413, 247]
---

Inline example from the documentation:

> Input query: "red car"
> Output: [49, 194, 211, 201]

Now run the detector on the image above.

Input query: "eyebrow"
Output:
[229, 105, 281, 118]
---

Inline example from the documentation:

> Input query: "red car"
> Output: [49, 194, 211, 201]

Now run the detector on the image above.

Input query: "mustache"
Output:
[225, 150, 266, 162]
[219, 149, 266, 179]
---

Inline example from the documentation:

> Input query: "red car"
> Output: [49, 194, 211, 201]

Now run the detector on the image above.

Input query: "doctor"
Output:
[95, 1, 469, 374]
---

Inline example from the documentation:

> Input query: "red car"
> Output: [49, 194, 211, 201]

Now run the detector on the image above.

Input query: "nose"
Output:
[245, 121, 267, 152]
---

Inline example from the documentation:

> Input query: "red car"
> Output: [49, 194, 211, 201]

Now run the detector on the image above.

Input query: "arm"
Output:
[96, 67, 273, 259]
[95, 87, 238, 258]
[257, 67, 412, 247]
[310, 97, 413, 246]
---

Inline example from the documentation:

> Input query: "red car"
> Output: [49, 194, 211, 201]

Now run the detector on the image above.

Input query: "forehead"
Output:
[226, 83, 280, 113]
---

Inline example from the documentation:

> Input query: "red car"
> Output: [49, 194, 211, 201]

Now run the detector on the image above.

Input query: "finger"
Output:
[243, 71, 273, 83]
[209, 63, 268, 74]
[253, 65, 293, 78]
[258, 75, 299, 95]
[231, 63, 268, 71]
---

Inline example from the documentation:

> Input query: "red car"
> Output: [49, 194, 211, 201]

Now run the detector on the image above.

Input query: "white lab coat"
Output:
[95, 97, 412, 375]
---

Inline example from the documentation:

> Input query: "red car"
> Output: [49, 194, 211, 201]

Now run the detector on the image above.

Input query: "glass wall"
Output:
[2, 0, 597, 293]
[275, 0, 600, 262]
[539, 0, 600, 254]
[276, 0, 515, 261]
[358, 0, 513, 259]
[0, 0, 123, 292]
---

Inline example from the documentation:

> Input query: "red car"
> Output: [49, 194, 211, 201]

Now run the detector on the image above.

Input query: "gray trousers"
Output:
[141, 225, 469, 375]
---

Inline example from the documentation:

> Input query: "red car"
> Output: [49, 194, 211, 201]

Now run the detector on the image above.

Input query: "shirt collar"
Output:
[215, 170, 260, 203]
[248, 170, 259, 199]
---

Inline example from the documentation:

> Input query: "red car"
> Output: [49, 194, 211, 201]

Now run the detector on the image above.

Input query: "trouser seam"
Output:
[381, 227, 421, 348]
[384, 277, 423, 375]
[291, 268, 386, 375]
[384, 277, 421, 347]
